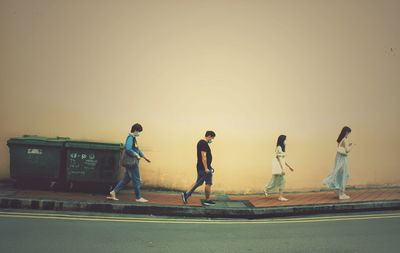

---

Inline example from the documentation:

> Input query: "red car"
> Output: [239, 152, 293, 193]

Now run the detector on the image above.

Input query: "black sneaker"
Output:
[203, 200, 216, 206]
[181, 192, 188, 204]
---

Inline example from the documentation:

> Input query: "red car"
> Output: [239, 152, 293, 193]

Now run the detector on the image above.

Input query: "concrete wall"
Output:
[1, 0, 399, 193]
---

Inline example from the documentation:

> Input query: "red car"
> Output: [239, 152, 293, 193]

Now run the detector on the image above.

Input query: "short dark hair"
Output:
[131, 123, 143, 133]
[205, 130, 216, 138]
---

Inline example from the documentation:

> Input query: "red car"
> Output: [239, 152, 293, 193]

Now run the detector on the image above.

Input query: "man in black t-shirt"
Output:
[182, 130, 216, 206]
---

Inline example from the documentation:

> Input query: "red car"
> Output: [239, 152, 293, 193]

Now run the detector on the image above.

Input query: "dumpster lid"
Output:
[7, 135, 70, 147]
[65, 141, 123, 150]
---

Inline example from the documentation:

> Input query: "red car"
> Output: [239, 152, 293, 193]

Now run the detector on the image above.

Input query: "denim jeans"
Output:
[113, 164, 141, 199]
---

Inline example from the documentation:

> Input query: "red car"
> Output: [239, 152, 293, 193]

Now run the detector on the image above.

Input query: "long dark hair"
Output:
[337, 126, 352, 144]
[277, 135, 287, 152]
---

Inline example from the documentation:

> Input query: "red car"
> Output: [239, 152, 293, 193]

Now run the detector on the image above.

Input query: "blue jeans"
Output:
[113, 164, 141, 199]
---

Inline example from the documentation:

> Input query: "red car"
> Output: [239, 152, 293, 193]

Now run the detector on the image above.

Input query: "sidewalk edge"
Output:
[1, 197, 400, 218]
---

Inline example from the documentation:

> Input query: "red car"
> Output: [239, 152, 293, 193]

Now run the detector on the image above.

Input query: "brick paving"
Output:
[0, 186, 398, 208]
[0, 188, 204, 207]
[228, 188, 400, 208]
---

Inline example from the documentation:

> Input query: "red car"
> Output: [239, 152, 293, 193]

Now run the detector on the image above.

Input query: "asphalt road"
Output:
[0, 209, 399, 253]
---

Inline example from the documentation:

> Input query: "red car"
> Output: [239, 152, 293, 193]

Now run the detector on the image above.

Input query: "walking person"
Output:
[264, 135, 295, 201]
[323, 126, 354, 200]
[107, 123, 151, 202]
[181, 131, 216, 206]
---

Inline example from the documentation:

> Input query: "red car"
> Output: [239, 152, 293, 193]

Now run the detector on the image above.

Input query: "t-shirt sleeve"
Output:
[198, 141, 208, 152]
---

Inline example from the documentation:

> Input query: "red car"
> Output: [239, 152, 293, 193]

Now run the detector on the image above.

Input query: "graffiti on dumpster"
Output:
[27, 149, 43, 155]
[26, 148, 44, 165]
[68, 152, 98, 176]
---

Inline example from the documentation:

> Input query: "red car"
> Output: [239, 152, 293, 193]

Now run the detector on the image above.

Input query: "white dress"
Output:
[264, 146, 286, 193]
[323, 140, 350, 191]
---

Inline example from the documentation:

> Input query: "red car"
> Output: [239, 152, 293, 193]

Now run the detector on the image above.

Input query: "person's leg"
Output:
[278, 188, 284, 198]
[186, 182, 201, 197]
[202, 172, 216, 205]
[204, 172, 213, 200]
[108, 168, 131, 200]
[336, 168, 349, 199]
[114, 168, 131, 192]
[185, 171, 206, 198]
[205, 184, 211, 200]
[341, 173, 350, 198]
[130, 164, 144, 200]
[265, 175, 278, 195]
[278, 175, 288, 201]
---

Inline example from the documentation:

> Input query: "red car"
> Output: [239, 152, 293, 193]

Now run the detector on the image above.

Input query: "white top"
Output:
[337, 138, 350, 155]
[272, 146, 286, 175]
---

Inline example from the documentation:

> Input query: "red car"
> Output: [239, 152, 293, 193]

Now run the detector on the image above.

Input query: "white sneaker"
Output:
[136, 198, 149, 203]
[339, 194, 350, 200]
[106, 191, 119, 201]
[278, 197, 288, 202]
[264, 192, 269, 197]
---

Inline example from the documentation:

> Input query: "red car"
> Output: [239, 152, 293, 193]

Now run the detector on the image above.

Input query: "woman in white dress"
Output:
[323, 126, 354, 200]
[264, 135, 295, 201]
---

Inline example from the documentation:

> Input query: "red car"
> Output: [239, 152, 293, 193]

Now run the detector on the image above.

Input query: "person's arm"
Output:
[138, 148, 151, 163]
[343, 139, 353, 153]
[125, 136, 140, 159]
[285, 162, 294, 172]
[201, 151, 210, 173]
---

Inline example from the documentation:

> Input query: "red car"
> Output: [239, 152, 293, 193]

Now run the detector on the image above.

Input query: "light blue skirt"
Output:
[265, 174, 286, 193]
[323, 152, 349, 191]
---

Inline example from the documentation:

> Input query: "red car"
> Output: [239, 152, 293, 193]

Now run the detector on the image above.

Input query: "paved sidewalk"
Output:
[1, 183, 399, 218]
[230, 188, 400, 207]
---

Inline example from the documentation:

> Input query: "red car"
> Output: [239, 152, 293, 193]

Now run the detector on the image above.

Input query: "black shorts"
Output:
[195, 170, 213, 186]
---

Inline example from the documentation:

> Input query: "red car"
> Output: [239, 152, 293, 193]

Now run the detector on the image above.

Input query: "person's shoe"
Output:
[106, 191, 119, 201]
[339, 194, 350, 200]
[181, 192, 188, 204]
[264, 191, 269, 197]
[278, 197, 288, 202]
[136, 198, 149, 203]
[203, 199, 216, 206]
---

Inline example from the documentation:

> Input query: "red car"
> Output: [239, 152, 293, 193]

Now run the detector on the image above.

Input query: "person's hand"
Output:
[290, 168, 294, 172]
[144, 157, 151, 163]
[205, 168, 210, 174]
[136, 156, 141, 160]
[281, 171, 286, 176]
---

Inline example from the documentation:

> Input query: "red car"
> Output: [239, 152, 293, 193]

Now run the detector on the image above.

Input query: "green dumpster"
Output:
[64, 141, 123, 185]
[7, 135, 70, 184]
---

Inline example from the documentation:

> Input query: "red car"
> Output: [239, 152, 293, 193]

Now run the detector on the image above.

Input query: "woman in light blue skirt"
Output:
[323, 126, 354, 200]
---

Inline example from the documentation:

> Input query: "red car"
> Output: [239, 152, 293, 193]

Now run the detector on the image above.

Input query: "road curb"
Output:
[1, 197, 400, 218]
